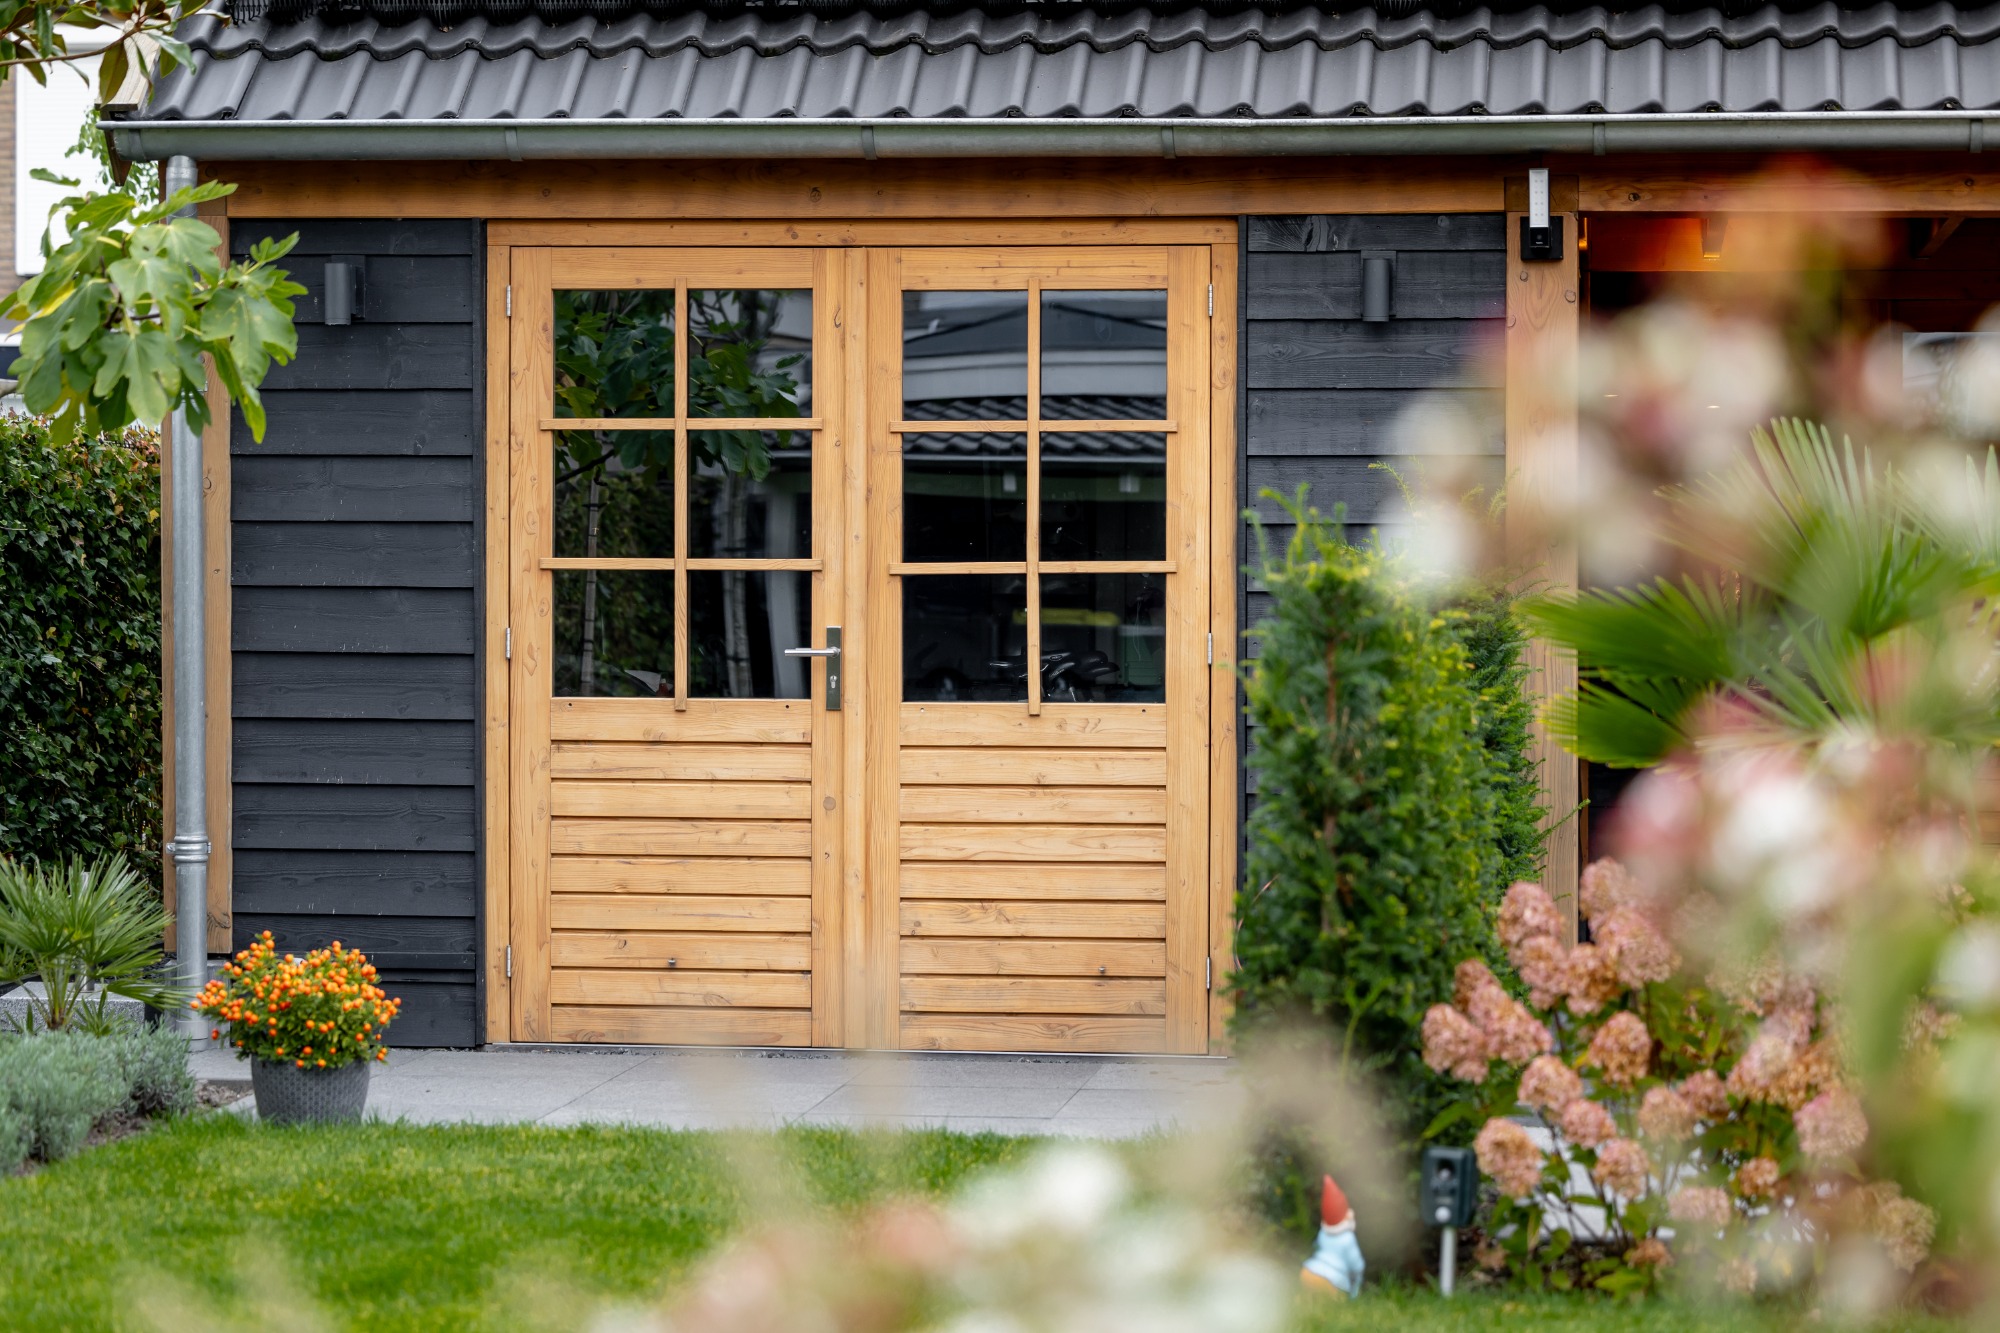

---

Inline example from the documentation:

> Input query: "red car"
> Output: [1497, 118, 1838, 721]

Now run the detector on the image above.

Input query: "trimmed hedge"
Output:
[0, 416, 161, 883]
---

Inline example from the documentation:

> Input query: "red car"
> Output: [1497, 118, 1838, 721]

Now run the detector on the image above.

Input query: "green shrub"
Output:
[0, 1031, 131, 1163]
[103, 1025, 196, 1117]
[0, 417, 161, 883]
[1233, 494, 1501, 1148]
[0, 1099, 27, 1173]
[1447, 584, 1547, 893]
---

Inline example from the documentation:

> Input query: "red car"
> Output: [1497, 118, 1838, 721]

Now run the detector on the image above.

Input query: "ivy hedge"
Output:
[0, 416, 161, 885]
[1233, 492, 1544, 1219]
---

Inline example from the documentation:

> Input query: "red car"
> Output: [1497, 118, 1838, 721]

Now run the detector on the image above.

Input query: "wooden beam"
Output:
[1912, 215, 1966, 258]
[225, 158, 1500, 220]
[163, 194, 233, 957]
[1207, 235, 1239, 1053]
[1504, 177, 1582, 938]
[481, 242, 512, 1043]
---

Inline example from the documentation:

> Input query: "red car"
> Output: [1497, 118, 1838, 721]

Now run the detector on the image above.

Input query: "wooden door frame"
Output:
[481, 222, 1240, 1050]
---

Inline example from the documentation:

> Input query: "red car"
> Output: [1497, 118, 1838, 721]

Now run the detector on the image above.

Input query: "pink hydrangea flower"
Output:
[1677, 1070, 1730, 1120]
[1734, 1157, 1781, 1201]
[1626, 1238, 1672, 1269]
[1637, 1085, 1696, 1142]
[1468, 984, 1554, 1066]
[1498, 881, 1563, 949]
[1474, 1117, 1546, 1199]
[1668, 1185, 1734, 1229]
[1421, 1004, 1489, 1083]
[1583, 1011, 1653, 1088]
[1454, 959, 1502, 1009]
[1513, 934, 1570, 1011]
[1518, 1054, 1583, 1115]
[1579, 858, 1641, 921]
[1558, 1098, 1617, 1148]
[1563, 944, 1623, 1016]
[1593, 1138, 1652, 1200]
[1595, 907, 1679, 989]
[1795, 1086, 1869, 1160]
[1874, 1195, 1937, 1274]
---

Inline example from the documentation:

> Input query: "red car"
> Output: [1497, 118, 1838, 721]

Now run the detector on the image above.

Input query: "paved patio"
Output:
[189, 1045, 1240, 1137]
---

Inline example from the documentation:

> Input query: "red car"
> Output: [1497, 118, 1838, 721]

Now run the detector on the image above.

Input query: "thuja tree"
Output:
[1234, 492, 1506, 1154]
[1448, 584, 1547, 893]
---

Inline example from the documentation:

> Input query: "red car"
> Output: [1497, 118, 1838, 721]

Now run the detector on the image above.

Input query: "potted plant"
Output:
[192, 932, 399, 1124]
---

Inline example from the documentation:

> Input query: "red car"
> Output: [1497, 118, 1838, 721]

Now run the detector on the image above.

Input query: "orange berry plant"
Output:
[191, 931, 399, 1070]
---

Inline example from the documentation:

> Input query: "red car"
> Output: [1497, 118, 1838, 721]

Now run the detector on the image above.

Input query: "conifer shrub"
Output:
[1233, 494, 1516, 1209]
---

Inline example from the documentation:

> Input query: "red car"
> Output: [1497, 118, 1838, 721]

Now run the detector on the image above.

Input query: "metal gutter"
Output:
[111, 111, 2000, 160]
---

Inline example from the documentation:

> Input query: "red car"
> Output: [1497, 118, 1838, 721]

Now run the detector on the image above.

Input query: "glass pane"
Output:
[903, 574, 1026, 702]
[688, 430, 811, 560]
[1039, 572, 1166, 703]
[1040, 431, 1166, 561]
[690, 570, 813, 699]
[903, 291, 1028, 420]
[687, 289, 812, 419]
[553, 570, 674, 698]
[1040, 290, 1168, 421]
[553, 290, 675, 419]
[902, 432, 1026, 562]
[552, 430, 675, 559]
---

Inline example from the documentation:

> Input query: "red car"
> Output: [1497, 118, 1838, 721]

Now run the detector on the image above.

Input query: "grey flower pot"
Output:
[251, 1057, 371, 1125]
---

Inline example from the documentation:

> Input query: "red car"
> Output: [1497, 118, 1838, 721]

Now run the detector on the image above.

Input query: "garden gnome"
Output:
[1299, 1175, 1365, 1298]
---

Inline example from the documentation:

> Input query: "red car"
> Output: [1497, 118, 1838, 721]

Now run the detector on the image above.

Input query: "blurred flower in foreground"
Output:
[634, 1142, 1290, 1333]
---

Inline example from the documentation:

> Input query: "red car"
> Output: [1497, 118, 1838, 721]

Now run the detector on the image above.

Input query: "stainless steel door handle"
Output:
[784, 627, 842, 710]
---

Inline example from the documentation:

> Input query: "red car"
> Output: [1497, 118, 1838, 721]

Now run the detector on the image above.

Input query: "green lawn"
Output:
[0, 1115, 1964, 1332]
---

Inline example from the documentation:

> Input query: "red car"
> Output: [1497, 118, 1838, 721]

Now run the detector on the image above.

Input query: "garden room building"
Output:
[118, 0, 2000, 1050]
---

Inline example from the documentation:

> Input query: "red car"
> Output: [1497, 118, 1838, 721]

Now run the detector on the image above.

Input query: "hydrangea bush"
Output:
[1423, 860, 1935, 1296]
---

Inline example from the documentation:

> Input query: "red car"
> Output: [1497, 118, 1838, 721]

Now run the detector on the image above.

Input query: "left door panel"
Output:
[507, 248, 843, 1045]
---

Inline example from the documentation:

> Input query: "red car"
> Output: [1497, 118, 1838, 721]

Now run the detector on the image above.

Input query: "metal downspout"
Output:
[165, 153, 212, 1041]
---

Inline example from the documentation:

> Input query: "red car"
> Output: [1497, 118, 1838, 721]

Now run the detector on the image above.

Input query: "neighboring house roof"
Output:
[113, 2, 2000, 158]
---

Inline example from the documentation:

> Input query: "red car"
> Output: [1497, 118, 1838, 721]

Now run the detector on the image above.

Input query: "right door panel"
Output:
[867, 247, 1213, 1054]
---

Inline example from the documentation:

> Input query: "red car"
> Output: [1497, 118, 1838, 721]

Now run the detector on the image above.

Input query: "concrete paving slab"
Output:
[187, 1045, 1237, 1137]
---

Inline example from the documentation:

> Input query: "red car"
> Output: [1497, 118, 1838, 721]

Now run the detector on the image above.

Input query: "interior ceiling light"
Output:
[1700, 216, 1728, 261]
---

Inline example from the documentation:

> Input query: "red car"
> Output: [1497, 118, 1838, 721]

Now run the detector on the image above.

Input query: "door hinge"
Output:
[1206, 957, 1213, 990]
[504, 626, 512, 660]
[1207, 283, 1214, 317]
[1207, 631, 1213, 665]
[505, 285, 512, 317]
[505, 945, 512, 979]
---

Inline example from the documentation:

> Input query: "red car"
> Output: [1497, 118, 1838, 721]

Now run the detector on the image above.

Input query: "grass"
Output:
[0, 1115, 1968, 1332]
[0, 1114, 1032, 1331]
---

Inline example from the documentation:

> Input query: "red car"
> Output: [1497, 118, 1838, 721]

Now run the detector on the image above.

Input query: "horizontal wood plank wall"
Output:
[228, 219, 481, 1047]
[898, 703, 1173, 1054]
[1238, 213, 1508, 845]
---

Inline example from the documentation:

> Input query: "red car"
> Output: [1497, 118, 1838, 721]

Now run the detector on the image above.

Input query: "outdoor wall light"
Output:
[322, 258, 364, 325]
[1700, 216, 1729, 260]
[1519, 166, 1564, 262]
[1361, 252, 1394, 322]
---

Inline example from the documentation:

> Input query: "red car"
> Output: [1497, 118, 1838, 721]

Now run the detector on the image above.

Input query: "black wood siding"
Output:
[230, 219, 481, 1046]
[1239, 213, 1508, 809]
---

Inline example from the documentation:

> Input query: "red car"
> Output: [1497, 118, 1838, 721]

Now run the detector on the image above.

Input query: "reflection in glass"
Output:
[690, 570, 813, 699]
[902, 432, 1026, 562]
[1040, 431, 1166, 561]
[553, 290, 675, 419]
[1040, 290, 1168, 421]
[688, 290, 812, 418]
[903, 575, 1026, 702]
[902, 291, 1028, 420]
[688, 430, 811, 560]
[552, 430, 675, 559]
[1039, 572, 1166, 703]
[553, 570, 674, 697]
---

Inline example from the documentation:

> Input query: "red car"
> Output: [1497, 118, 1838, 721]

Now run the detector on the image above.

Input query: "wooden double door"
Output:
[505, 243, 1216, 1052]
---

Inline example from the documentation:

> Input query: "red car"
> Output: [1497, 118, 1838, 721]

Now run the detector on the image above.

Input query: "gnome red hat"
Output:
[1320, 1175, 1350, 1228]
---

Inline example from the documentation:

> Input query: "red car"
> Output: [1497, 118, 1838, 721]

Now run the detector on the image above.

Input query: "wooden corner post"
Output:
[1504, 173, 1582, 937]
